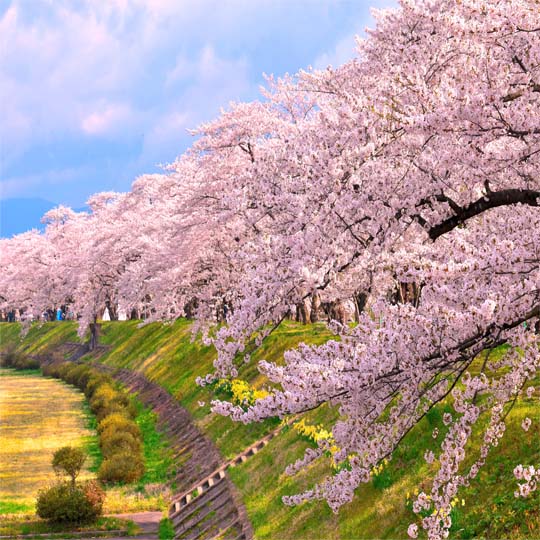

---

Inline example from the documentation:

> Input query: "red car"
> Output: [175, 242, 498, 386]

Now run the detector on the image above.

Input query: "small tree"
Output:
[37, 446, 104, 524]
[52, 446, 86, 488]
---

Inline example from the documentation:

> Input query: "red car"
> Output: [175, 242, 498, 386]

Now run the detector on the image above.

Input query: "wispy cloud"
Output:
[81, 103, 135, 136]
[1, 0, 399, 208]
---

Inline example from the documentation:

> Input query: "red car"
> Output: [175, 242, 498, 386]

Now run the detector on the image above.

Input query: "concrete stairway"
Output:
[95, 366, 254, 540]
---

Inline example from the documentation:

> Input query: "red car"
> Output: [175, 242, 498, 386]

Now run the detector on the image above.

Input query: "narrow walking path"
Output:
[109, 511, 162, 539]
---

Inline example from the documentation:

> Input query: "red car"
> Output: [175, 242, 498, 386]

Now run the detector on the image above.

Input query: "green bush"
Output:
[100, 421, 142, 444]
[101, 431, 142, 458]
[90, 385, 133, 422]
[0, 349, 40, 370]
[100, 401, 135, 421]
[98, 452, 145, 484]
[89, 384, 135, 420]
[0, 349, 22, 367]
[60, 364, 78, 384]
[63, 364, 92, 387]
[84, 374, 112, 399]
[89, 384, 117, 410]
[75, 366, 94, 389]
[36, 481, 104, 523]
[41, 361, 65, 378]
[46, 362, 71, 380]
[15, 355, 40, 369]
[97, 412, 138, 435]
[82, 480, 106, 516]
[41, 363, 55, 376]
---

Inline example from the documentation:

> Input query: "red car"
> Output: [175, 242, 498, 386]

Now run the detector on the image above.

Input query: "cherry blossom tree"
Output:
[0, 1, 538, 538]
[198, 2, 540, 539]
[0, 206, 85, 323]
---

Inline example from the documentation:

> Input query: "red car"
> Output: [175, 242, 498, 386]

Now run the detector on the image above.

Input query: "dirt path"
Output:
[109, 511, 162, 539]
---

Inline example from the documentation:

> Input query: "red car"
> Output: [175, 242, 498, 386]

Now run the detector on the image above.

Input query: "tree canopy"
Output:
[1, 1, 539, 538]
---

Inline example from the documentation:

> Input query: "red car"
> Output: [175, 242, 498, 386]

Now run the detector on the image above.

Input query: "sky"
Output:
[0, 0, 397, 217]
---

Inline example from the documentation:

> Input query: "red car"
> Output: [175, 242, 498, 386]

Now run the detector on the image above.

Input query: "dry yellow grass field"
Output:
[0, 369, 93, 512]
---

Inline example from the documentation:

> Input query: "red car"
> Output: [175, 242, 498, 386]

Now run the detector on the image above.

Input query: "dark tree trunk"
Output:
[89, 318, 101, 350]
[398, 282, 422, 307]
[353, 292, 368, 322]
[310, 292, 321, 323]
[184, 298, 199, 319]
[297, 301, 310, 324]
[325, 300, 346, 325]
[106, 299, 118, 321]
[215, 297, 232, 323]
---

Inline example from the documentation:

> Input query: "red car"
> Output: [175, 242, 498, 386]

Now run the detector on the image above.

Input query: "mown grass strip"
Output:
[0, 369, 94, 513]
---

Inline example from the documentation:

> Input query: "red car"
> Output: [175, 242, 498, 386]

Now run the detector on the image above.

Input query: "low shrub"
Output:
[41, 362, 55, 376]
[15, 355, 40, 369]
[41, 361, 66, 378]
[98, 452, 144, 484]
[101, 431, 142, 458]
[63, 364, 92, 387]
[98, 412, 137, 433]
[0, 349, 22, 367]
[84, 374, 112, 399]
[82, 480, 106, 515]
[98, 414, 141, 439]
[0, 349, 40, 370]
[95, 402, 124, 421]
[36, 481, 104, 523]
[45, 362, 71, 379]
[90, 384, 117, 411]
[75, 366, 94, 388]
[91, 389, 134, 421]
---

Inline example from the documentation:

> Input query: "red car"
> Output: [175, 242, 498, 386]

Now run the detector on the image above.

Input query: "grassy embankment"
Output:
[1, 321, 539, 539]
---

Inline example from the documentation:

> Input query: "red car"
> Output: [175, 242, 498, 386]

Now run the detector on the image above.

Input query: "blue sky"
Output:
[0, 0, 397, 212]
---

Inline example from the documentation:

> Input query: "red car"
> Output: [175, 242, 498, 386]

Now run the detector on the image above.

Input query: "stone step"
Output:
[177, 497, 239, 540]
[170, 477, 228, 522]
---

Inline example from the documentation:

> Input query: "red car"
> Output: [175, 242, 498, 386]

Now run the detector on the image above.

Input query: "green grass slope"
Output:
[1, 321, 538, 539]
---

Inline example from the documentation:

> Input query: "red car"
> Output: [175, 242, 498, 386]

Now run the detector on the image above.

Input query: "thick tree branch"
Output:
[428, 188, 540, 240]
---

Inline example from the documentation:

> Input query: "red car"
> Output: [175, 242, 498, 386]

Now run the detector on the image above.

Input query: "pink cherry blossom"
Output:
[408, 523, 419, 539]
[1, 1, 539, 539]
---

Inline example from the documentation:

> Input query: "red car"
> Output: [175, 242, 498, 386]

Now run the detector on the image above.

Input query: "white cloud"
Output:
[0, 167, 90, 200]
[81, 103, 134, 136]
[143, 45, 252, 165]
